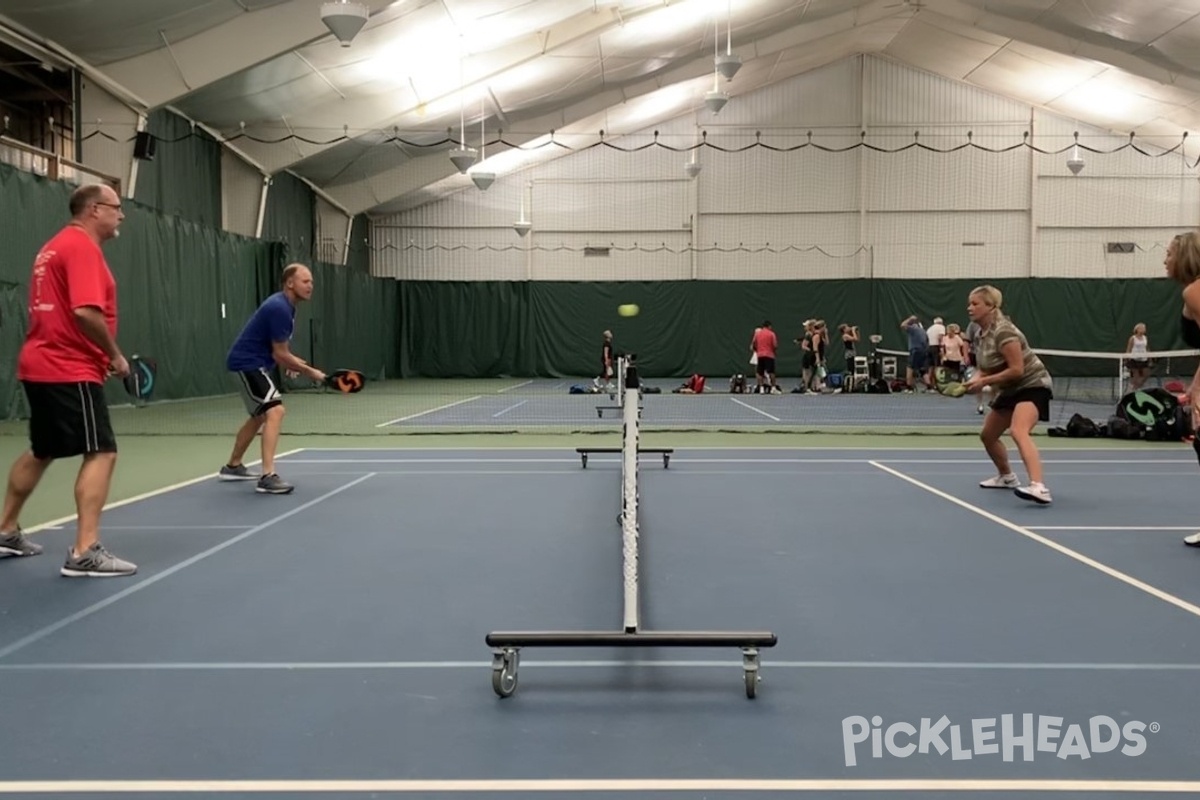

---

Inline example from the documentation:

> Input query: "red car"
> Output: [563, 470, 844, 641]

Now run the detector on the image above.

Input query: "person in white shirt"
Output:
[1124, 323, 1150, 392]
[925, 316, 946, 390]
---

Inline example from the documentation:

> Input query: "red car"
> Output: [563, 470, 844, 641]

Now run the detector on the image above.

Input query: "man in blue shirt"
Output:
[900, 314, 930, 392]
[220, 263, 325, 494]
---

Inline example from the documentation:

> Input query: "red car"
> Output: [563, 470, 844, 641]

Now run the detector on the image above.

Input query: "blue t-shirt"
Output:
[905, 322, 929, 351]
[226, 292, 295, 371]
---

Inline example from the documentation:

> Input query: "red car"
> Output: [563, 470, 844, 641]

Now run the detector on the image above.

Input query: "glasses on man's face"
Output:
[95, 202, 122, 211]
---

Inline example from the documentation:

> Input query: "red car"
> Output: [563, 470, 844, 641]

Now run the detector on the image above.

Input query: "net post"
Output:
[621, 362, 640, 633]
[616, 355, 627, 407]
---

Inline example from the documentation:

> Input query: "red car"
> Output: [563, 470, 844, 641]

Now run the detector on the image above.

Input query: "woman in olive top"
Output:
[963, 284, 1054, 506]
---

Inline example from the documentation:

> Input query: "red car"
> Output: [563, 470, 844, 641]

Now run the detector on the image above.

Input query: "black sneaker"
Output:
[256, 473, 294, 495]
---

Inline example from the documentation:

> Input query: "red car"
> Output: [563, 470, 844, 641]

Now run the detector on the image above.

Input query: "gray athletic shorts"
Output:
[235, 368, 283, 417]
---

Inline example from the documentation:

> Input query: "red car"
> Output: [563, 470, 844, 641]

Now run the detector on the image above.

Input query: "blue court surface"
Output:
[2, 445, 1200, 798]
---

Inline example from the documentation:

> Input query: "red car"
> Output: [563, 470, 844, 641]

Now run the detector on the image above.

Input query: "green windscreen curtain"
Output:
[0, 164, 74, 416]
[261, 171, 316, 266]
[400, 278, 1186, 379]
[870, 279, 1179, 356]
[132, 109, 222, 228]
[400, 281, 534, 378]
[303, 259, 400, 381]
[96, 208, 273, 403]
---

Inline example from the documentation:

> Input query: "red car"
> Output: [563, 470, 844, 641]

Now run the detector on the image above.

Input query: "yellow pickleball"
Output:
[618, 304, 640, 317]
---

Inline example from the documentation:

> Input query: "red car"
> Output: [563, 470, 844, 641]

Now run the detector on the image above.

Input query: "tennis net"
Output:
[871, 345, 1199, 423]
[7, 345, 1190, 439]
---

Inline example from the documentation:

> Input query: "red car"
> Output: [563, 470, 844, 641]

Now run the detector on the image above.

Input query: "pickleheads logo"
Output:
[842, 714, 1157, 767]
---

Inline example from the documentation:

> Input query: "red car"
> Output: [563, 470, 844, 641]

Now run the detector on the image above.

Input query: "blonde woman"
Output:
[1163, 232, 1200, 546]
[940, 323, 967, 382]
[1124, 323, 1150, 392]
[962, 285, 1054, 505]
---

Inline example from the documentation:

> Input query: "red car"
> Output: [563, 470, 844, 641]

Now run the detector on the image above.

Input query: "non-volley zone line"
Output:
[2, 778, 1200, 794]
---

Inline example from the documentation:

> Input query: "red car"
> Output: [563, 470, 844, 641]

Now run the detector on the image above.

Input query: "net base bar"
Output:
[485, 630, 778, 700]
[486, 630, 778, 647]
[576, 446, 672, 468]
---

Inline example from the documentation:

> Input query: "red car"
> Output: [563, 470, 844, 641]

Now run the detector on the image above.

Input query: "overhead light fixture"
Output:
[715, 1, 741, 81]
[704, 90, 728, 114]
[449, 147, 477, 173]
[320, 0, 369, 47]
[716, 52, 742, 81]
[469, 97, 494, 190]
[1067, 132, 1085, 175]
[703, 13, 730, 114]
[514, 181, 532, 236]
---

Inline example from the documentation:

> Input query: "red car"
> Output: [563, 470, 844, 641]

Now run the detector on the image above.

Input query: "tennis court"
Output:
[2, 369, 1199, 797]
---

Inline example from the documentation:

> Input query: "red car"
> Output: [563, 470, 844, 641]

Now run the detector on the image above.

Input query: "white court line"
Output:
[492, 399, 528, 418]
[497, 380, 533, 393]
[280, 458, 578, 463]
[288, 445, 1190, 451]
[870, 461, 1200, 621]
[1, 779, 1198, 794]
[55, 525, 255, 531]
[294, 470, 585, 477]
[879, 458, 1192, 465]
[0, 474, 376, 662]
[729, 397, 780, 421]
[376, 396, 482, 426]
[1030, 526, 1197, 532]
[2, 659, 1198, 671]
[24, 448, 306, 534]
[292, 470, 875, 477]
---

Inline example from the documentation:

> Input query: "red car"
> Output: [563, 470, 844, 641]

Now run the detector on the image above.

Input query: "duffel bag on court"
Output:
[1115, 388, 1190, 441]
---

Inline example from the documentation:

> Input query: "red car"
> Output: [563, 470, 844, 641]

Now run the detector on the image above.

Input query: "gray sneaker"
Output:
[256, 473, 294, 495]
[0, 528, 42, 557]
[60, 542, 137, 578]
[219, 463, 257, 481]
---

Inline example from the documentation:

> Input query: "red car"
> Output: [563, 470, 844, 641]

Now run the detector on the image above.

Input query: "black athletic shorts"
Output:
[990, 386, 1053, 422]
[235, 368, 283, 417]
[23, 380, 117, 460]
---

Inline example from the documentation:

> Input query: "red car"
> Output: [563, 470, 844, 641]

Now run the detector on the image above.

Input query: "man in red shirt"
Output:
[0, 183, 137, 577]
[752, 320, 780, 394]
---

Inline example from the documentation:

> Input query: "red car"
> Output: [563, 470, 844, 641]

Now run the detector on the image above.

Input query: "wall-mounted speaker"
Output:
[133, 131, 156, 161]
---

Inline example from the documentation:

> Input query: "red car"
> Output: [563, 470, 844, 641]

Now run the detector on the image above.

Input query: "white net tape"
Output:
[621, 374, 640, 633]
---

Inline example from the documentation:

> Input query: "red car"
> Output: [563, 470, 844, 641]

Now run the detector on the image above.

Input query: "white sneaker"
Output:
[1015, 482, 1052, 505]
[979, 473, 1019, 489]
[1183, 532, 1200, 547]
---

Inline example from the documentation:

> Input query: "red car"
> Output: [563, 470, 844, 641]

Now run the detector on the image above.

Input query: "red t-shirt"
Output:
[18, 225, 117, 384]
[752, 327, 778, 358]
